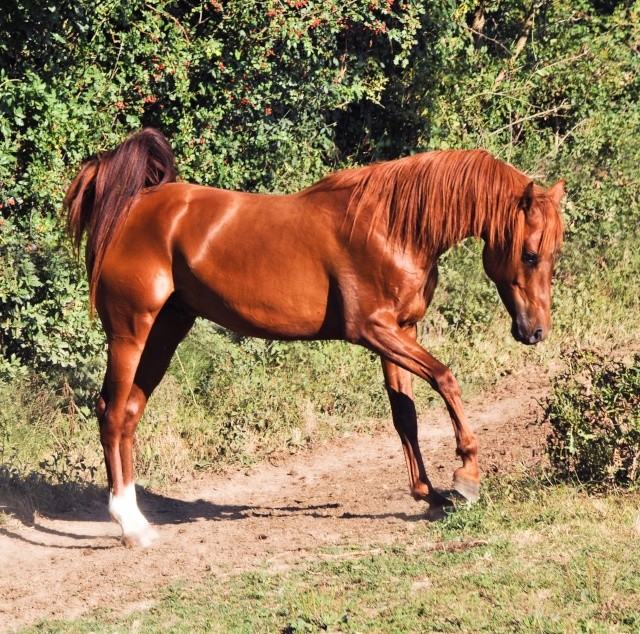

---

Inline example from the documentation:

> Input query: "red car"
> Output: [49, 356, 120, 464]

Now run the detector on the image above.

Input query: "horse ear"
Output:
[520, 181, 535, 213]
[546, 179, 565, 206]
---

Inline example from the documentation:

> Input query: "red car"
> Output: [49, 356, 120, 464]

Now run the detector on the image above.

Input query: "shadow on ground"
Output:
[0, 467, 107, 525]
[0, 467, 447, 548]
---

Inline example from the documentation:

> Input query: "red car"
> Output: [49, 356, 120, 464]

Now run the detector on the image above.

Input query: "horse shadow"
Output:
[0, 468, 252, 528]
[0, 468, 455, 549]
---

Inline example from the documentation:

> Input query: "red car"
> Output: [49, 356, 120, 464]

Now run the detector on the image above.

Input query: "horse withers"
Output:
[65, 129, 564, 547]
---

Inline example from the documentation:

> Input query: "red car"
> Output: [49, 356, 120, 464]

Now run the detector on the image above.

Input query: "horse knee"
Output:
[433, 366, 460, 399]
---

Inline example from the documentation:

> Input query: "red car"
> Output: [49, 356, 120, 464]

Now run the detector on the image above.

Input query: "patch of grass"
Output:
[22, 476, 640, 633]
[0, 377, 105, 522]
[0, 375, 103, 469]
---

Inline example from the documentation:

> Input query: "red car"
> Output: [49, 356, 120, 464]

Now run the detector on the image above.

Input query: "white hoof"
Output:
[109, 484, 157, 547]
[122, 524, 159, 548]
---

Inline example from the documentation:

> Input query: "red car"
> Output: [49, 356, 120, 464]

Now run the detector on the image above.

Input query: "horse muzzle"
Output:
[511, 318, 548, 345]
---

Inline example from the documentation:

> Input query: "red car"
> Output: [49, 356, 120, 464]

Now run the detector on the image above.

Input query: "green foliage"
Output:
[545, 351, 640, 487]
[430, 239, 500, 336]
[1, 0, 639, 483]
[0, 212, 103, 397]
[2, 0, 639, 385]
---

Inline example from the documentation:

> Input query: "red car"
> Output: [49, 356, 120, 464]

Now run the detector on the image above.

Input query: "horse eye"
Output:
[522, 250, 539, 266]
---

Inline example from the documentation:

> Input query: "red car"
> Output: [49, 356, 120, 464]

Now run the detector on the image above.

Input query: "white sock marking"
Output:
[109, 483, 156, 545]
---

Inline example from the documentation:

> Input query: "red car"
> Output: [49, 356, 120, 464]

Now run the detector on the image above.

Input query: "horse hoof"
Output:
[453, 476, 480, 503]
[121, 525, 158, 548]
[421, 490, 452, 521]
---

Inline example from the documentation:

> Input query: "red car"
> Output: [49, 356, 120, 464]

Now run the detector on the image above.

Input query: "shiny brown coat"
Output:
[65, 129, 564, 546]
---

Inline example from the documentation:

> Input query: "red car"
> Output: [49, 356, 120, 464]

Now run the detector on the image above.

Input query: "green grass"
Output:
[21, 476, 640, 633]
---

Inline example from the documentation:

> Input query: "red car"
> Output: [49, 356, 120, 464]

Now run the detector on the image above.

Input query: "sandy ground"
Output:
[0, 370, 550, 631]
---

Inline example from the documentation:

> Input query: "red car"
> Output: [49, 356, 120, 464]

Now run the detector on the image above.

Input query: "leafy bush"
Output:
[1, 0, 640, 485]
[0, 212, 104, 398]
[0, 0, 423, 390]
[2, 0, 639, 392]
[544, 351, 640, 487]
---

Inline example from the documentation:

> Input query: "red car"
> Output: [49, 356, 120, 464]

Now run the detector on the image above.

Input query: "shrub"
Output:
[1, 0, 639, 390]
[0, 0, 423, 389]
[1, 0, 639, 486]
[544, 351, 640, 487]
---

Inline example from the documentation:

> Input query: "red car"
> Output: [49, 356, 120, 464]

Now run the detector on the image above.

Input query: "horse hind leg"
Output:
[98, 332, 152, 547]
[97, 380, 152, 547]
[99, 300, 195, 547]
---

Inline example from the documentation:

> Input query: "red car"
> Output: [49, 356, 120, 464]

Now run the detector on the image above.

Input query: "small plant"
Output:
[544, 350, 640, 487]
[38, 451, 98, 486]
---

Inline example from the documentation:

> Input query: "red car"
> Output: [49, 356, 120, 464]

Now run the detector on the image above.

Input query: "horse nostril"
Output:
[532, 328, 543, 343]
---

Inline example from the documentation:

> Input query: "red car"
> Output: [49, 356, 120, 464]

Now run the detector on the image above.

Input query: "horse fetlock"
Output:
[425, 489, 451, 508]
[455, 434, 479, 462]
[410, 480, 431, 501]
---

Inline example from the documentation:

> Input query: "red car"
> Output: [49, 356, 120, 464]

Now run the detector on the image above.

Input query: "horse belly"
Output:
[175, 247, 334, 340]
[167, 186, 349, 339]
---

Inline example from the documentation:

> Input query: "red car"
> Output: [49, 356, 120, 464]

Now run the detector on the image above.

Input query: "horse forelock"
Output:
[537, 190, 565, 257]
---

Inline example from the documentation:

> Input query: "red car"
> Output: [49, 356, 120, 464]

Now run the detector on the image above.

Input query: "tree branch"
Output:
[489, 102, 570, 136]
[493, 2, 543, 88]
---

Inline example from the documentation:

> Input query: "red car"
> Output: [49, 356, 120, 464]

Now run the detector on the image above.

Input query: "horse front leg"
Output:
[365, 315, 480, 502]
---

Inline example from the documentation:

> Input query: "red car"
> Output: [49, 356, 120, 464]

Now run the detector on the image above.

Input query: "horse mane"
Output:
[307, 150, 563, 259]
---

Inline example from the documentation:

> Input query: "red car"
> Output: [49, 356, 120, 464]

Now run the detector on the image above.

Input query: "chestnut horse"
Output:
[65, 129, 564, 547]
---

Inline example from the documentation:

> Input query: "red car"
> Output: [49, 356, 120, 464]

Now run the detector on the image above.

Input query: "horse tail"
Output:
[64, 128, 177, 309]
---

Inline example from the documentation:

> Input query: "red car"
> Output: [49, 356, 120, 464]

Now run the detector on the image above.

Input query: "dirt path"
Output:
[0, 371, 550, 631]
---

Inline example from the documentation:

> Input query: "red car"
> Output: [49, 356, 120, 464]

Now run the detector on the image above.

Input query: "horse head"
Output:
[483, 179, 565, 345]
